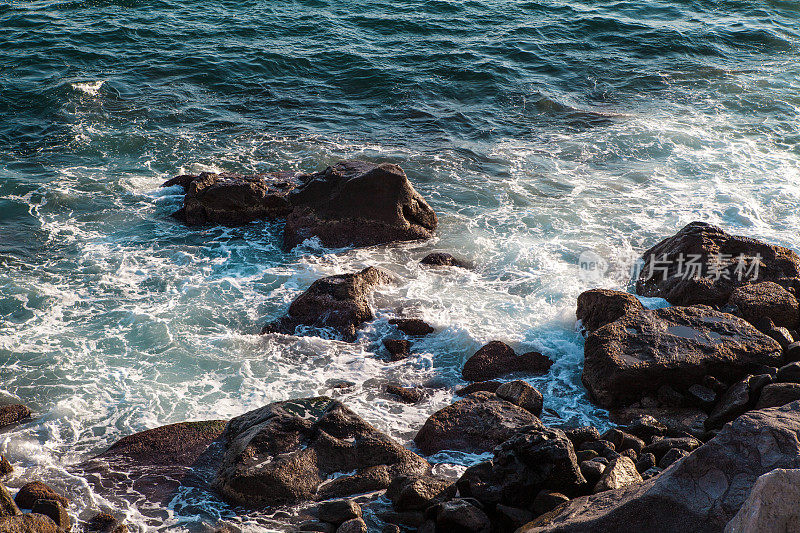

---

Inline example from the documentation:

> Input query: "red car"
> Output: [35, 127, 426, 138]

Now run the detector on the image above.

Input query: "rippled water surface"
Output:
[2, 0, 800, 530]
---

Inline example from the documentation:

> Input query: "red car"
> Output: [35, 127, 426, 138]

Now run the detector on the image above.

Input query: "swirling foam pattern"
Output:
[1, 0, 799, 530]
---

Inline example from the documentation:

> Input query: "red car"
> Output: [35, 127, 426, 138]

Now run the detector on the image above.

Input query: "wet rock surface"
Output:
[462, 341, 552, 382]
[576, 289, 644, 333]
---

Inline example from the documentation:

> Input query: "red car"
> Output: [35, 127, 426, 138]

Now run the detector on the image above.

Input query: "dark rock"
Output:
[766, 326, 794, 349]
[454, 462, 500, 507]
[635, 453, 656, 474]
[583, 305, 782, 407]
[520, 401, 800, 532]
[213, 397, 429, 508]
[0, 514, 62, 533]
[335, 517, 367, 533]
[0, 405, 31, 429]
[658, 448, 689, 469]
[385, 475, 454, 512]
[620, 449, 638, 461]
[656, 385, 687, 408]
[429, 499, 490, 533]
[455, 381, 501, 397]
[705, 374, 773, 429]
[86, 513, 125, 532]
[386, 384, 424, 404]
[495, 380, 543, 416]
[579, 460, 606, 486]
[296, 520, 334, 533]
[0, 457, 11, 477]
[578, 440, 615, 454]
[383, 339, 411, 361]
[785, 341, 800, 363]
[564, 426, 600, 448]
[381, 525, 401, 533]
[729, 281, 800, 329]
[754, 382, 800, 409]
[420, 253, 469, 269]
[0, 483, 20, 517]
[776, 362, 800, 383]
[462, 342, 552, 382]
[532, 490, 570, 516]
[575, 450, 598, 463]
[702, 375, 728, 394]
[388, 318, 434, 336]
[14, 482, 68, 510]
[284, 161, 437, 249]
[613, 407, 706, 440]
[414, 392, 540, 455]
[634, 221, 800, 306]
[641, 437, 702, 460]
[317, 500, 361, 525]
[576, 289, 644, 333]
[495, 504, 534, 531]
[685, 384, 716, 410]
[593, 456, 642, 493]
[262, 267, 392, 341]
[625, 415, 666, 441]
[31, 499, 70, 531]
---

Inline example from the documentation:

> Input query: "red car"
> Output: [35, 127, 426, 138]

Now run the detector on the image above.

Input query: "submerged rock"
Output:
[283, 161, 437, 249]
[576, 289, 644, 333]
[635, 221, 800, 306]
[262, 267, 392, 341]
[388, 318, 434, 336]
[462, 341, 552, 382]
[519, 401, 800, 533]
[212, 397, 429, 508]
[582, 305, 782, 407]
[383, 339, 411, 361]
[419, 253, 470, 269]
[414, 391, 540, 455]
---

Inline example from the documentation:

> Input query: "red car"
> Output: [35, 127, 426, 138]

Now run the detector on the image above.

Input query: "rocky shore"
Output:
[4, 162, 800, 532]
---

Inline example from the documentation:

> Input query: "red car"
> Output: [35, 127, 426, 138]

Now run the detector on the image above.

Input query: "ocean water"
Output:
[1, 0, 799, 530]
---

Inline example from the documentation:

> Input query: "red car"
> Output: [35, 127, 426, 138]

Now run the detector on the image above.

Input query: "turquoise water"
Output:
[2, 0, 800, 530]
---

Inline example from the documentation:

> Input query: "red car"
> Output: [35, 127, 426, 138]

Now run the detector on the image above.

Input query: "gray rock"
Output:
[495, 380, 543, 416]
[317, 500, 361, 525]
[724, 468, 800, 533]
[593, 456, 642, 493]
[776, 362, 800, 384]
[754, 382, 800, 409]
[635, 453, 656, 474]
[658, 448, 690, 469]
[385, 475, 454, 512]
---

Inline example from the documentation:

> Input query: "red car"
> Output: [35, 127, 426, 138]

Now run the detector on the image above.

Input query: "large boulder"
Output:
[0, 513, 63, 533]
[212, 397, 429, 508]
[162, 171, 300, 226]
[635, 221, 800, 306]
[283, 161, 437, 249]
[414, 392, 541, 455]
[262, 267, 392, 341]
[461, 342, 552, 382]
[576, 289, 644, 333]
[724, 468, 800, 533]
[519, 401, 800, 532]
[583, 305, 783, 407]
[456, 426, 585, 509]
[729, 281, 799, 329]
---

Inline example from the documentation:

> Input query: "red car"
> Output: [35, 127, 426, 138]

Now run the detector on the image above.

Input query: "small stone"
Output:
[776, 362, 800, 384]
[786, 341, 800, 363]
[635, 452, 656, 474]
[420, 253, 469, 269]
[626, 416, 666, 440]
[386, 384, 424, 404]
[317, 500, 362, 525]
[14, 481, 68, 510]
[383, 339, 411, 361]
[532, 490, 570, 516]
[686, 384, 716, 410]
[565, 426, 601, 447]
[579, 459, 606, 485]
[455, 381, 501, 396]
[388, 318, 434, 336]
[642, 437, 702, 460]
[336, 518, 367, 533]
[0, 457, 12, 477]
[495, 380, 543, 416]
[767, 327, 794, 349]
[658, 448, 690, 469]
[31, 499, 71, 531]
[593, 456, 643, 493]
[576, 449, 598, 462]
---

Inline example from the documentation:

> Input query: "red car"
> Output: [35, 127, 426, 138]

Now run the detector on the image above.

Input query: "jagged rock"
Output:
[593, 456, 642, 493]
[13, 482, 68, 510]
[564, 427, 600, 448]
[583, 305, 782, 407]
[576, 289, 644, 333]
[420, 253, 469, 269]
[388, 318, 434, 336]
[383, 339, 411, 361]
[31, 499, 70, 531]
[641, 437, 702, 460]
[729, 281, 800, 329]
[0, 457, 11, 478]
[634, 221, 800, 306]
[262, 267, 392, 341]
[767, 327, 794, 349]
[284, 161, 437, 249]
[519, 401, 800, 532]
[724, 468, 800, 533]
[658, 448, 689, 469]
[635, 453, 656, 474]
[705, 374, 773, 429]
[317, 500, 361, 525]
[754, 382, 800, 409]
[0, 483, 20, 517]
[462, 342, 552, 382]
[86, 512, 126, 532]
[456, 426, 585, 509]
[0, 405, 31, 429]
[386, 384, 424, 404]
[414, 392, 540, 455]
[495, 504, 534, 532]
[386, 475, 455, 512]
[495, 381, 543, 416]
[0, 514, 62, 533]
[213, 397, 429, 508]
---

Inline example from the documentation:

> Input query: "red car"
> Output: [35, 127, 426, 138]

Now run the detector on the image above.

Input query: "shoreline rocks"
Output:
[462, 341, 553, 382]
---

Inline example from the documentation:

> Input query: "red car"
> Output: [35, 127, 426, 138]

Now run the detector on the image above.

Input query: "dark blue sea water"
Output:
[2, 0, 800, 530]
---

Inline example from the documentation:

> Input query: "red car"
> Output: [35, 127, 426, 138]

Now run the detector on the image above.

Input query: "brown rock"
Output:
[0, 483, 20, 518]
[495, 380, 543, 416]
[31, 499, 70, 531]
[724, 468, 800, 533]
[317, 500, 361, 524]
[576, 289, 644, 333]
[0, 457, 12, 478]
[593, 456, 643, 493]
[583, 305, 783, 407]
[462, 341, 552, 382]
[0, 514, 62, 533]
[388, 318, 434, 336]
[420, 253, 469, 269]
[383, 339, 411, 361]
[14, 482, 68, 510]
[455, 381, 501, 396]
[0, 405, 31, 429]
[386, 384, 424, 404]
[386, 475, 454, 512]
[86, 512, 125, 532]
[335, 518, 367, 533]
[262, 267, 392, 341]
[754, 382, 800, 409]
[729, 281, 800, 329]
